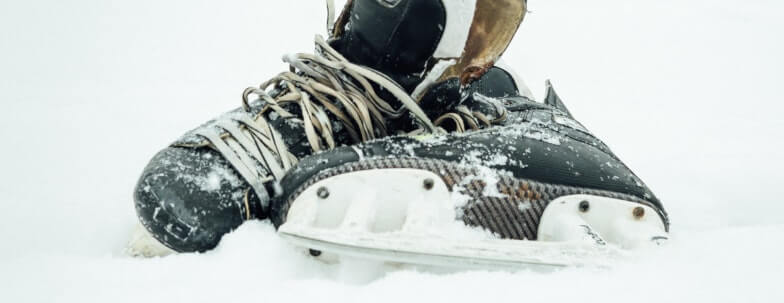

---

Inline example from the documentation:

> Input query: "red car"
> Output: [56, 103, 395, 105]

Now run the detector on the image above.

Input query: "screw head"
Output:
[423, 178, 435, 190]
[309, 249, 322, 257]
[633, 207, 645, 219]
[317, 187, 329, 199]
[579, 200, 590, 213]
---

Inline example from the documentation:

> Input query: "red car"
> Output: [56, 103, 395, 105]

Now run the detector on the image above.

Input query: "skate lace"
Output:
[323, 0, 509, 133]
[434, 103, 509, 133]
[194, 35, 440, 209]
[245, 35, 439, 149]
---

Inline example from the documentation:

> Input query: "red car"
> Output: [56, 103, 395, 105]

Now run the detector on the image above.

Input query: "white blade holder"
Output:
[278, 169, 667, 270]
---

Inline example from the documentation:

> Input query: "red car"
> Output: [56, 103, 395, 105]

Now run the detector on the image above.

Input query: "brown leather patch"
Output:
[442, 0, 527, 85]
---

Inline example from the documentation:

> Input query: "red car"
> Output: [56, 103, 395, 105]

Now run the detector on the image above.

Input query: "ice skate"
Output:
[130, 0, 527, 254]
[271, 66, 670, 270]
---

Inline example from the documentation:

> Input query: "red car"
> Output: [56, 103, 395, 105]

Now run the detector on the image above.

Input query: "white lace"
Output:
[194, 0, 512, 208]
[195, 34, 440, 209]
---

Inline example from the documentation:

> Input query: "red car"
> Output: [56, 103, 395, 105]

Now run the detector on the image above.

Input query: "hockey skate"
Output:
[271, 66, 670, 270]
[129, 0, 526, 254]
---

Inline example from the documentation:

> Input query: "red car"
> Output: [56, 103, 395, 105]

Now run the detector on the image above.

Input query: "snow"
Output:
[1, 0, 783, 302]
[179, 160, 243, 193]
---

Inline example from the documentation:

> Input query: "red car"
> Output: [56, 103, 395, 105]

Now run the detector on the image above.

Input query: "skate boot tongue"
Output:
[328, 0, 527, 99]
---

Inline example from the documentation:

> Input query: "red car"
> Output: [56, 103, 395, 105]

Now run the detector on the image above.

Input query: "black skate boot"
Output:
[131, 0, 528, 254]
[270, 67, 670, 269]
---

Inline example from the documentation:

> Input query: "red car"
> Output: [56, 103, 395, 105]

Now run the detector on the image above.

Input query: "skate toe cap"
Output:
[133, 146, 249, 252]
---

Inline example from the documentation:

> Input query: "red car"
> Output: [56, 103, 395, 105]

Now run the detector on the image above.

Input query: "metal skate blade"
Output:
[279, 225, 619, 271]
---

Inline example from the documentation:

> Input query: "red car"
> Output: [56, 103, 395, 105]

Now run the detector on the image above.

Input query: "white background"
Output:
[1, 0, 782, 302]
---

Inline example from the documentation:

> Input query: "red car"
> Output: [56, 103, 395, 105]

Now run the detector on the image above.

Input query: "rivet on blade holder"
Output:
[579, 200, 590, 213]
[423, 178, 435, 190]
[633, 206, 645, 219]
[317, 187, 330, 199]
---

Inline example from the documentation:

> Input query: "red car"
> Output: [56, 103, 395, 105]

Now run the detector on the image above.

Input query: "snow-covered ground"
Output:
[1, 0, 782, 302]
